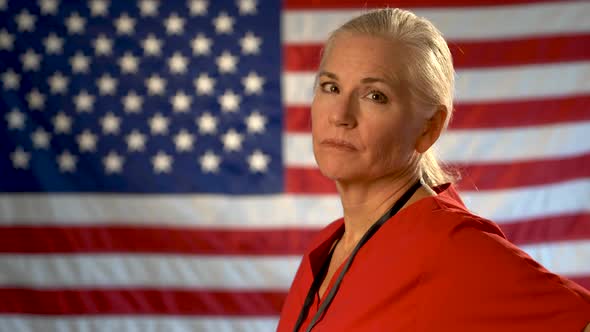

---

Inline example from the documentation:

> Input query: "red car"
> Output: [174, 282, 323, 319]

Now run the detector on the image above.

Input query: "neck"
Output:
[335, 172, 435, 249]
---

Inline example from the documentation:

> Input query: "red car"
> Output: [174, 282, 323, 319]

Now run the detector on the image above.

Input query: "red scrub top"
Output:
[277, 184, 590, 332]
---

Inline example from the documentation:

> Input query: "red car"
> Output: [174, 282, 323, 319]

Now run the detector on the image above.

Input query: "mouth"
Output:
[320, 138, 358, 151]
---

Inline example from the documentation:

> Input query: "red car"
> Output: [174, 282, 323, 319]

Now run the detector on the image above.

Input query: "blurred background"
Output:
[0, 0, 588, 331]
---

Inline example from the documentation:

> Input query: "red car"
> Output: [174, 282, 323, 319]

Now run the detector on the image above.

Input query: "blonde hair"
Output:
[320, 8, 457, 186]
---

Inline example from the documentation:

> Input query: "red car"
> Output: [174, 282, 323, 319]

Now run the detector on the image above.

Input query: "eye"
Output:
[319, 82, 340, 94]
[366, 91, 388, 104]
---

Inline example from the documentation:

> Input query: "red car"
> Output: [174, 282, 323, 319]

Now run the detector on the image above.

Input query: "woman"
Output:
[277, 8, 590, 332]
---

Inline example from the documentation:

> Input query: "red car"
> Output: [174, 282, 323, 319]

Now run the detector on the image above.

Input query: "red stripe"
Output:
[284, 0, 563, 9]
[286, 154, 590, 193]
[570, 276, 590, 292]
[455, 153, 590, 190]
[0, 288, 285, 315]
[499, 213, 590, 245]
[283, 34, 590, 71]
[0, 226, 315, 255]
[285, 95, 590, 132]
[1, 213, 587, 255]
[451, 95, 590, 129]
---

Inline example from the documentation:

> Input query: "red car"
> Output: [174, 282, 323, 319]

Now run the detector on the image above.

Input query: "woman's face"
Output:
[311, 33, 424, 184]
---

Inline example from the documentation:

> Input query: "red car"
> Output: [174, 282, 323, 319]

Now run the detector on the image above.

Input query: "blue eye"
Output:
[320, 82, 339, 94]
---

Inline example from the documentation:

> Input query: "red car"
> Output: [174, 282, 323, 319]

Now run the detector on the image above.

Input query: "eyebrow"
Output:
[317, 71, 338, 80]
[317, 71, 394, 87]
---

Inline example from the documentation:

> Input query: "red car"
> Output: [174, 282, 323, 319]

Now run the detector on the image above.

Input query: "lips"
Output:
[320, 138, 358, 151]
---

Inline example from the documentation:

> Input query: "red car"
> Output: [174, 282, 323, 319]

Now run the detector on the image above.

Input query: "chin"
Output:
[316, 156, 363, 181]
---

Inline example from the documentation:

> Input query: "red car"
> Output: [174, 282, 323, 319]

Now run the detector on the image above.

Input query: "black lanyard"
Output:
[292, 180, 422, 332]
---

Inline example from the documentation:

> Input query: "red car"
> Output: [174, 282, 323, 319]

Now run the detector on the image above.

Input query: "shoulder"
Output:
[415, 190, 590, 331]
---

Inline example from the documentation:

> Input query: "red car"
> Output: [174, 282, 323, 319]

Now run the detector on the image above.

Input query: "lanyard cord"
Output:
[292, 179, 423, 332]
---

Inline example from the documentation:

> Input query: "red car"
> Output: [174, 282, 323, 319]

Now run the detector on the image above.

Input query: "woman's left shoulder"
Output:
[417, 208, 590, 331]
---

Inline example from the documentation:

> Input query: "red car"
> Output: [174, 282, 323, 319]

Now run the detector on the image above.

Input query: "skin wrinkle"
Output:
[311, 33, 444, 255]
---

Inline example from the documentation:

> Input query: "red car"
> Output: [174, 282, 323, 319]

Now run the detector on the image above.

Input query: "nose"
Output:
[328, 93, 357, 128]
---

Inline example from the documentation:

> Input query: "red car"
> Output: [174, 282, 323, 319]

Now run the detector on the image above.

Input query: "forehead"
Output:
[321, 33, 403, 77]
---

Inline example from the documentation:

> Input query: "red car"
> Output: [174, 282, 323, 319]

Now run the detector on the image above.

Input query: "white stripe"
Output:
[1, 180, 590, 226]
[0, 255, 300, 289]
[285, 121, 590, 166]
[0, 316, 278, 332]
[0, 193, 342, 227]
[283, 2, 590, 43]
[462, 179, 590, 224]
[283, 62, 590, 105]
[521, 240, 590, 277]
[0, 241, 588, 288]
[437, 121, 590, 163]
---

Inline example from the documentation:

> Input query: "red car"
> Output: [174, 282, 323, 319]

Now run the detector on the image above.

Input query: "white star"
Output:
[248, 149, 270, 173]
[30, 131, 51, 155]
[89, 0, 109, 17]
[96, 73, 118, 95]
[199, 151, 220, 173]
[11, 147, 31, 169]
[221, 128, 243, 151]
[31, 130, 51, 152]
[213, 12, 234, 34]
[238, 0, 257, 15]
[218, 90, 241, 112]
[152, 151, 172, 173]
[114, 13, 135, 35]
[101, 112, 121, 134]
[118, 52, 139, 74]
[145, 74, 166, 95]
[240, 31, 261, 55]
[38, 0, 59, 15]
[168, 52, 188, 74]
[21, 49, 42, 71]
[57, 150, 77, 172]
[47, 71, 69, 94]
[5, 109, 26, 130]
[70, 52, 90, 73]
[31, 127, 51, 149]
[126, 129, 147, 151]
[0, 29, 14, 50]
[73, 90, 95, 112]
[242, 71, 264, 95]
[164, 13, 185, 35]
[76, 129, 98, 152]
[142, 34, 162, 56]
[15, 9, 36, 32]
[170, 90, 192, 113]
[245, 111, 267, 134]
[43, 33, 64, 54]
[196, 112, 217, 134]
[194, 73, 215, 95]
[174, 129, 194, 152]
[138, 0, 159, 16]
[191, 33, 212, 56]
[122, 90, 143, 113]
[216, 51, 238, 74]
[149, 113, 169, 135]
[26, 89, 45, 110]
[1, 69, 20, 90]
[103, 151, 124, 174]
[65, 12, 86, 34]
[188, 0, 208, 16]
[93, 34, 113, 56]
[53, 111, 72, 134]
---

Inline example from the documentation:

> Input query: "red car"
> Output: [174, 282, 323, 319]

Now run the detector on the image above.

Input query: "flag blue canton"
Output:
[0, 0, 283, 194]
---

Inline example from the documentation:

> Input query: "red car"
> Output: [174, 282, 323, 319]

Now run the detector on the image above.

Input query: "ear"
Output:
[415, 105, 448, 153]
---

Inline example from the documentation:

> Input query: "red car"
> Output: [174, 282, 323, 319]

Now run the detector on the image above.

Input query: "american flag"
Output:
[0, 0, 588, 330]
